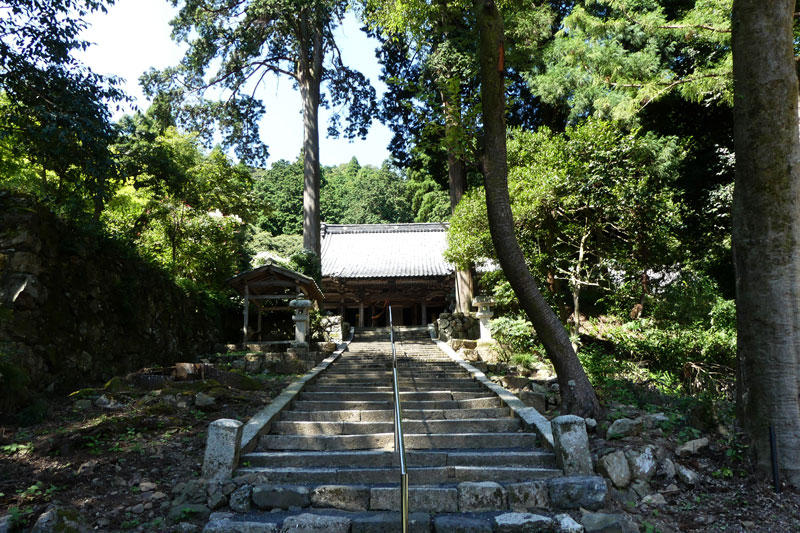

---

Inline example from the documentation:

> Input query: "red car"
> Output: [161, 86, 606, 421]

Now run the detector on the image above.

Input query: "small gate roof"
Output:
[228, 262, 324, 301]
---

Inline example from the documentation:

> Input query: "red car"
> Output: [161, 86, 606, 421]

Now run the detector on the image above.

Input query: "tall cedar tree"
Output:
[731, 0, 800, 487]
[474, 0, 601, 417]
[142, 0, 376, 255]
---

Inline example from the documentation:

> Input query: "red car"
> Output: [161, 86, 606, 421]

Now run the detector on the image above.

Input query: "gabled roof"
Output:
[321, 223, 454, 279]
[228, 262, 324, 301]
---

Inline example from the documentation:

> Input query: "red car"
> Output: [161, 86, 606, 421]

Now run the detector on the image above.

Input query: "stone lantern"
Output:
[290, 293, 311, 353]
[472, 295, 495, 342]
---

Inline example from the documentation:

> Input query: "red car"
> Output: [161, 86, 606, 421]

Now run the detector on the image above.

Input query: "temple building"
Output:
[319, 223, 471, 327]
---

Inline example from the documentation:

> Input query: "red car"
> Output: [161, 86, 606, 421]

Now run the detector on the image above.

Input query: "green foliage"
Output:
[650, 270, 725, 326]
[0, 1, 125, 214]
[447, 119, 684, 312]
[289, 249, 322, 284]
[489, 316, 536, 355]
[529, 0, 732, 122]
[16, 398, 49, 426]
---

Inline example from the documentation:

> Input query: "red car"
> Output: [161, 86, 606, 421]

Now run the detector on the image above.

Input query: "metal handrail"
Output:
[389, 305, 409, 533]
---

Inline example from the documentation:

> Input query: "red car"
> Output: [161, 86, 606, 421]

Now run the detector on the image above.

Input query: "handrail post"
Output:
[389, 304, 409, 533]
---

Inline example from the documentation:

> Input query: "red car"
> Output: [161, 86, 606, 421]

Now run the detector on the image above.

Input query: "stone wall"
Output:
[0, 192, 238, 410]
[435, 312, 480, 342]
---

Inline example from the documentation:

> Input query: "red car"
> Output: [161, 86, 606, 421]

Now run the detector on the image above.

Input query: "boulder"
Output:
[675, 437, 709, 457]
[625, 446, 657, 481]
[494, 512, 554, 533]
[676, 464, 700, 485]
[598, 450, 631, 489]
[606, 418, 641, 439]
[547, 476, 607, 510]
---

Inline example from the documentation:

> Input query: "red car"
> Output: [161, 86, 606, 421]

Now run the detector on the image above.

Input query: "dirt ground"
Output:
[0, 362, 297, 532]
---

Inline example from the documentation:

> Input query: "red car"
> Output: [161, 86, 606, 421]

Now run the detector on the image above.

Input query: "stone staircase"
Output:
[204, 328, 596, 532]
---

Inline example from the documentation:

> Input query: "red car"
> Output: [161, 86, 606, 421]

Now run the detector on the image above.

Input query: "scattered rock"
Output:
[73, 399, 92, 410]
[228, 484, 252, 512]
[31, 506, 88, 533]
[580, 510, 638, 533]
[139, 481, 157, 492]
[675, 437, 709, 457]
[76, 459, 98, 476]
[606, 418, 641, 439]
[629, 480, 650, 499]
[676, 464, 700, 485]
[207, 492, 227, 510]
[194, 392, 215, 407]
[657, 458, 676, 480]
[598, 450, 631, 489]
[128, 503, 144, 514]
[626, 446, 657, 481]
[167, 503, 210, 524]
[642, 412, 669, 429]
[584, 418, 597, 431]
[641, 493, 667, 506]
[554, 513, 584, 533]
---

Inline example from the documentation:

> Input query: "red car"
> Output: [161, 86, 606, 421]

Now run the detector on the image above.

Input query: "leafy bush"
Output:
[490, 316, 536, 356]
[650, 270, 722, 326]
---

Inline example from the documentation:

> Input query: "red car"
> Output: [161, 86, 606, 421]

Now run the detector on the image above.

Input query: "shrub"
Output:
[490, 316, 536, 356]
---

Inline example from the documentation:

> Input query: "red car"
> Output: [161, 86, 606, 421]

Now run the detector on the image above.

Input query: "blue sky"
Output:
[78, 0, 393, 167]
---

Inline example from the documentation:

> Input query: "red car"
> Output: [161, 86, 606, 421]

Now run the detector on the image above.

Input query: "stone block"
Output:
[507, 481, 549, 511]
[519, 391, 547, 413]
[229, 484, 252, 512]
[598, 451, 631, 489]
[204, 518, 278, 532]
[547, 476, 607, 510]
[252, 485, 310, 510]
[552, 415, 593, 475]
[457, 481, 507, 512]
[351, 512, 430, 533]
[311, 485, 369, 511]
[279, 513, 350, 533]
[433, 515, 493, 533]
[494, 512, 554, 533]
[202, 419, 243, 482]
[370, 486, 458, 512]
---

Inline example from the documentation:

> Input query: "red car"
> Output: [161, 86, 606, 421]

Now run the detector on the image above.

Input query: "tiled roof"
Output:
[320, 223, 455, 278]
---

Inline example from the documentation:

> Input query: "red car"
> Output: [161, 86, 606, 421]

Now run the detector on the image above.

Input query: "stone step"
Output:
[271, 418, 521, 436]
[291, 396, 501, 411]
[258, 432, 538, 451]
[297, 391, 488, 402]
[306, 384, 485, 393]
[279, 407, 512, 422]
[241, 449, 556, 469]
[234, 465, 560, 485]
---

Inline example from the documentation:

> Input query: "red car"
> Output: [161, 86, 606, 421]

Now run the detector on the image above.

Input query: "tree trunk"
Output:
[300, 23, 323, 257]
[473, 0, 600, 418]
[732, 0, 800, 487]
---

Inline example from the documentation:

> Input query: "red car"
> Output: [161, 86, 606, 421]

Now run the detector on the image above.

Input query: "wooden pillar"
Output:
[242, 284, 250, 345]
[358, 301, 365, 328]
[421, 302, 427, 325]
[257, 307, 262, 342]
